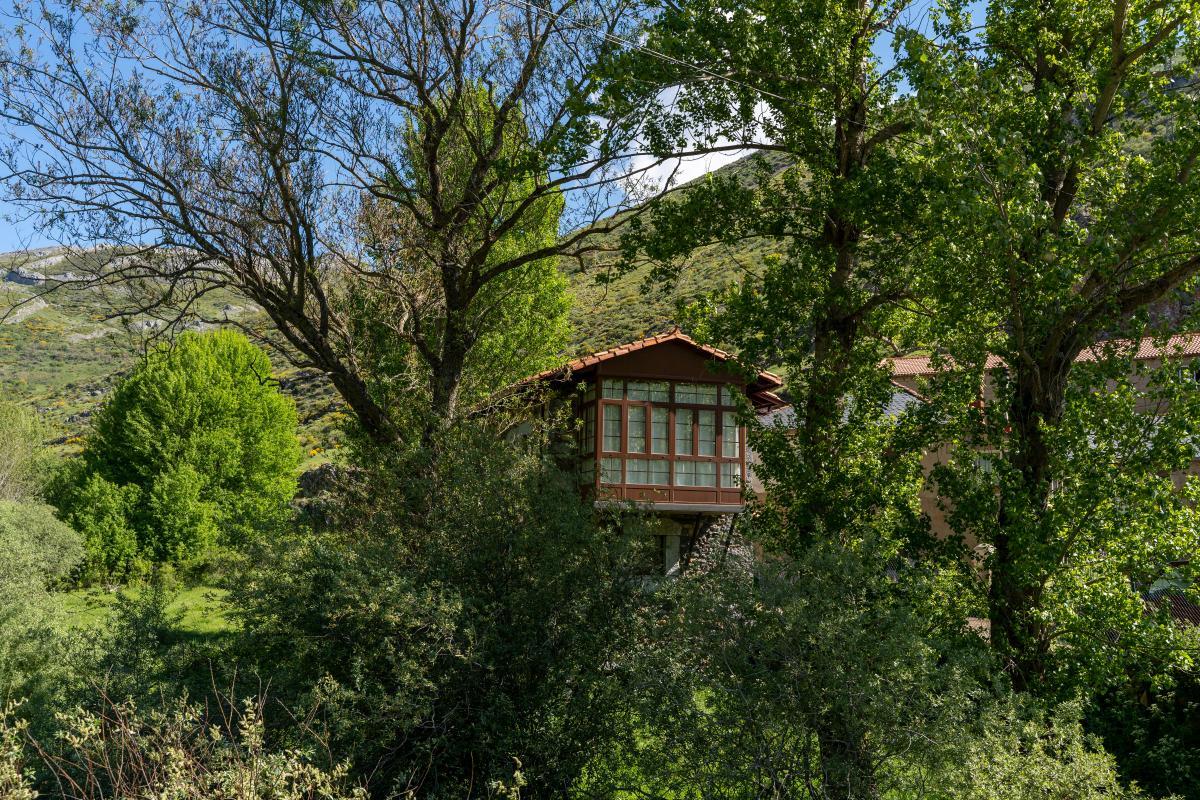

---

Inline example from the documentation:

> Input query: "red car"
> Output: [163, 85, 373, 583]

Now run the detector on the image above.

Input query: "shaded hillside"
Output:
[1, 152, 793, 449]
[565, 150, 793, 351]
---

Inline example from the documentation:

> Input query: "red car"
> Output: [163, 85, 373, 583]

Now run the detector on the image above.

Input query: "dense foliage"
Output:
[231, 422, 643, 798]
[905, 0, 1200, 693]
[50, 330, 301, 582]
[0, 0, 1197, 798]
[0, 501, 82, 721]
[0, 401, 52, 501]
[351, 85, 572, 430]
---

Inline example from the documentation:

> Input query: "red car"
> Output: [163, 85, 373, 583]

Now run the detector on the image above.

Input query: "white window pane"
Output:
[601, 457, 622, 484]
[651, 407, 669, 454]
[628, 406, 646, 453]
[676, 383, 717, 404]
[628, 457, 668, 485]
[695, 462, 717, 487]
[602, 379, 624, 399]
[603, 404, 622, 451]
[722, 417, 740, 458]
[627, 457, 648, 484]
[698, 410, 716, 456]
[649, 382, 670, 402]
[674, 460, 693, 487]
[675, 409, 694, 455]
[721, 462, 741, 488]
[628, 380, 667, 402]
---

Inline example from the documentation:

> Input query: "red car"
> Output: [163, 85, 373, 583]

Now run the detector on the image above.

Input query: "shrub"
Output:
[0, 694, 367, 799]
[0, 500, 84, 587]
[232, 422, 642, 798]
[943, 699, 1147, 800]
[0, 401, 52, 501]
[50, 330, 301, 581]
[0, 501, 83, 721]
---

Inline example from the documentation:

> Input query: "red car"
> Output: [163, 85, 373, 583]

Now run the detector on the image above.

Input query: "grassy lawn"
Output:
[53, 585, 234, 637]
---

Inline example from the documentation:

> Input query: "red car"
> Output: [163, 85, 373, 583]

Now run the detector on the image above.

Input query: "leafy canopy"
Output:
[51, 330, 301, 581]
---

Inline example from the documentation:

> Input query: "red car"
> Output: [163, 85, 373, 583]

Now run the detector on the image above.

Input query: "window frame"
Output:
[590, 376, 747, 494]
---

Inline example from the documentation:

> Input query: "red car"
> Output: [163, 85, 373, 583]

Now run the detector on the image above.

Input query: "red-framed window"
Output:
[579, 378, 745, 491]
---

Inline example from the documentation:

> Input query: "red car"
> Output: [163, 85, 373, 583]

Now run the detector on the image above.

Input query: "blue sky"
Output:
[0, 0, 972, 253]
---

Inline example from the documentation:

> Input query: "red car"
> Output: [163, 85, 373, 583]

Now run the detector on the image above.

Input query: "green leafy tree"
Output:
[607, 2, 965, 796]
[353, 85, 571, 435]
[51, 330, 300, 580]
[907, 0, 1200, 692]
[0, 402, 52, 501]
[54, 469, 142, 583]
[0, 0, 655, 446]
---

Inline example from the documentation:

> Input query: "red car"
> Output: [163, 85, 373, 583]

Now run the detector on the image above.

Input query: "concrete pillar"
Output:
[663, 533, 681, 576]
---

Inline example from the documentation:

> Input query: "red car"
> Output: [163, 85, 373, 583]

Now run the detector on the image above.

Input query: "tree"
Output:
[606, 1, 962, 796]
[350, 85, 572, 424]
[0, 402, 51, 501]
[231, 420, 643, 798]
[906, 0, 1200, 691]
[51, 330, 300, 580]
[0, 0, 664, 446]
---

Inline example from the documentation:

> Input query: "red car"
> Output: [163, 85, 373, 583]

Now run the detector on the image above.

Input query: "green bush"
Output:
[50, 330, 301, 581]
[0, 501, 82, 719]
[0, 695, 367, 799]
[232, 422, 642, 798]
[941, 699, 1148, 800]
[0, 401, 52, 501]
[0, 500, 84, 587]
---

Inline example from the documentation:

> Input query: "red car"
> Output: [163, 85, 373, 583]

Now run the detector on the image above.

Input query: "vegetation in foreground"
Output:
[0, 0, 1198, 798]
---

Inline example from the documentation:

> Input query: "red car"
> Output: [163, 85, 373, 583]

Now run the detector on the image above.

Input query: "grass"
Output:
[53, 585, 235, 637]
[1, 151, 793, 454]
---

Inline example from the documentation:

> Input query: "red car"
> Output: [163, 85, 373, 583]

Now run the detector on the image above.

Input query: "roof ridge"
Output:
[513, 328, 783, 390]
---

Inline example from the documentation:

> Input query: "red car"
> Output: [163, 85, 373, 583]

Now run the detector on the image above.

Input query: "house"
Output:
[516, 329, 785, 574]
[888, 332, 1200, 545]
[520, 328, 1200, 589]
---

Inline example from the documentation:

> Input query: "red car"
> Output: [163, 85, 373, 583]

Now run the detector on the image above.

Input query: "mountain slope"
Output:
[1, 152, 790, 448]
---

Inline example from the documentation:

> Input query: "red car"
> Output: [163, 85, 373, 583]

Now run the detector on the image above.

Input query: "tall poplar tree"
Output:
[907, 0, 1200, 691]
[609, 2, 967, 797]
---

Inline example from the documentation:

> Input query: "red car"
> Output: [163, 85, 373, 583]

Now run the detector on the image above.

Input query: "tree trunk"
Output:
[328, 367, 402, 446]
[817, 721, 879, 800]
[988, 359, 1064, 691]
[424, 313, 472, 446]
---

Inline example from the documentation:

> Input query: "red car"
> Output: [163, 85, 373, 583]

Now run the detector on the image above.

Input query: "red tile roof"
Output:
[887, 332, 1200, 378]
[516, 329, 786, 408]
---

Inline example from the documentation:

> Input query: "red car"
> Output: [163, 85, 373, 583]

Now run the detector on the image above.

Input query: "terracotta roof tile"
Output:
[515, 330, 785, 410]
[888, 333, 1200, 378]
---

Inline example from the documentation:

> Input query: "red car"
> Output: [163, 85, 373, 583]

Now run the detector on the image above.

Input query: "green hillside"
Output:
[0, 153, 790, 450]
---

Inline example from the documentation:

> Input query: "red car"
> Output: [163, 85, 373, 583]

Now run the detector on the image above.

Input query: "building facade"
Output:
[517, 330, 785, 574]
